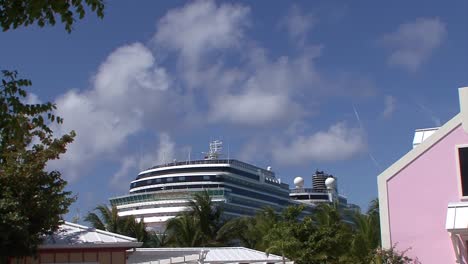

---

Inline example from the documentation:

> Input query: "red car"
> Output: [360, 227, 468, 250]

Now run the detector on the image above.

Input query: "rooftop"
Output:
[128, 247, 291, 264]
[40, 222, 142, 249]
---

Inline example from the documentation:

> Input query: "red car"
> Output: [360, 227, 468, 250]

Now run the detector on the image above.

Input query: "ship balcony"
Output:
[290, 187, 328, 194]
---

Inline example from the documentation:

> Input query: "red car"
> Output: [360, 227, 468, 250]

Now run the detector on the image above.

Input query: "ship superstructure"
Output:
[110, 141, 292, 232]
[289, 170, 349, 206]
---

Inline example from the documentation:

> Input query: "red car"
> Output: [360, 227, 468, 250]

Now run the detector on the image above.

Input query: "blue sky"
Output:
[1, 0, 467, 219]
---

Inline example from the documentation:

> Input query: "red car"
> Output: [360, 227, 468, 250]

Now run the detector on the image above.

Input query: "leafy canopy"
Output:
[0, 70, 76, 256]
[166, 190, 224, 247]
[0, 0, 104, 33]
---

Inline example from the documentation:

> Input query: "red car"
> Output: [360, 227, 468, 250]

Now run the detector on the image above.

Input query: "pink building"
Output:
[378, 87, 468, 263]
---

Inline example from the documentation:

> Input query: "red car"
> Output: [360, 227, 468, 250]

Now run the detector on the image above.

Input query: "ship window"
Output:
[167, 177, 173, 182]
[156, 178, 161, 183]
[203, 175, 210, 180]
[179, 176, 186, 181]
[459, 147, 468, 196]
[147, 180, 152, 184]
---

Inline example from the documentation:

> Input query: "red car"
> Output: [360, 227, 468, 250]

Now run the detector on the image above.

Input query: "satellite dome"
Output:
[325, 177, 336, 190]
[293, 177, 304, 188]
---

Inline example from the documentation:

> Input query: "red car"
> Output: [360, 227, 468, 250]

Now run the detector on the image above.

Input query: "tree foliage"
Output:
[0, 0, 105, 258]
[86, 194, 412, 263]
[166, 214, 203, 247]
[84, 204, 159, 246]
[0, 70, 76, 256]
[166, 190, 224, 246]
[217, 207, 278, 250]
[0, 0, 104, 33]
[220, 200, 383, 264]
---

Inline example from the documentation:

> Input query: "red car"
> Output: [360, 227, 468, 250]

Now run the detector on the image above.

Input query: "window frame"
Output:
[456, 144, 468, 200]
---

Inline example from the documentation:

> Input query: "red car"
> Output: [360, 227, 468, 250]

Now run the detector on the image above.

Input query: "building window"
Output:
[179, 176, 185, 181]
[203, 175, 211, 180]
[459, 147, 468, 196]
[167, 177, 173, 182]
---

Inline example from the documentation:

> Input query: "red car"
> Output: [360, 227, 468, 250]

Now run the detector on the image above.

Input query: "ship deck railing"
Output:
[143, 159, 275, 178]
[110, 188, 226, 206]
[290, 188, 328, 194]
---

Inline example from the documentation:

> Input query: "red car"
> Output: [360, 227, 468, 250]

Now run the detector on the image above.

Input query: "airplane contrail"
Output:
[352, 104, 382, 170]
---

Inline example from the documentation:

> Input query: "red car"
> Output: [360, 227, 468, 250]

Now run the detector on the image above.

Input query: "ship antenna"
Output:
[203, 140, 223, 160]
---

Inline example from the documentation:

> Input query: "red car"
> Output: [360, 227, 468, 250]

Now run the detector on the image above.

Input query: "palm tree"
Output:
[217, 206, 279, 250]
[217, 216, 259, 248]
[84, 204, 149, 243]
[85, 205, 127, 233]
[166, 214, 202, 246]
[145, 231, 169, 247]
[127, 217, 149, 243]
[265, 224, 301, 264]
[350, 199, 381, 262]
[165, 190, 223, 246]
[187, 190, 223, 245]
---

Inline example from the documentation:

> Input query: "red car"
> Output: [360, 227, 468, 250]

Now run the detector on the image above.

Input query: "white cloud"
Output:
[210, 91, 294, 124]
[208, 47, 321, 125]
[272, 122, 366, 164]
[111, 156, 137, 188]
[154, 0, 250, 68]
[381, 18, 446, 71]
[281, 5, 316, 46]
[47, 1, 378, 184]
[49, 43, 171, 181]
[383, 95, 396, 118]
[155, 133, 175, 165]
[110, 133, 176, 189]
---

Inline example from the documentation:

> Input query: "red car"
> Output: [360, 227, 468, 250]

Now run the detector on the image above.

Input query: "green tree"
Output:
[265, 224, 301, 264]
[144, 231, 168, 247]
[188, 190, 223, 245]
[217, 207, 279, 250]
[166, 190, 224, 246]
[84, 204, 150, 243]
[292, 203, 353, 264]
[85, 205, 126, 233]
[349, 199, 381, 263]
[166, 214, 203, 247]
[0, 71, 76, 256]
[1, 0, 105, 258]
[0, 0, 104, 33]
[372, 246, 421, 264]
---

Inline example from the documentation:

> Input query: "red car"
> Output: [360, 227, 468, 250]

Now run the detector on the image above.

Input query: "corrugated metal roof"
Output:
[129, 247, 291, 264]
[40, 221, 142, 249]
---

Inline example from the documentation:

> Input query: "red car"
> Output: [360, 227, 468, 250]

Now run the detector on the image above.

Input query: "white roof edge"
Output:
[39, 242, 143, 249]
[62, 221, 138, 242]
[133, 247, 246, 251]
[130, 247, 285, 260]
[415, 127, 440, 132]
[378, 113, 462, 249]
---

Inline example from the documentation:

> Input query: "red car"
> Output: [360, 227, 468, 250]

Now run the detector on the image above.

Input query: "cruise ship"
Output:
[289, 170, 349, 206]
[110, 141, 295, 232]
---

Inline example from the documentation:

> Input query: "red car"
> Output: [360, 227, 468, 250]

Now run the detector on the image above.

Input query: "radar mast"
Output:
[204, 140, 223, 160]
